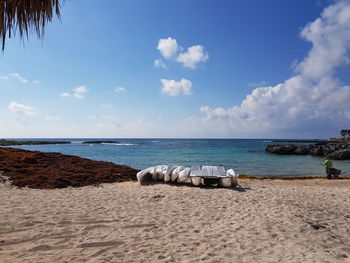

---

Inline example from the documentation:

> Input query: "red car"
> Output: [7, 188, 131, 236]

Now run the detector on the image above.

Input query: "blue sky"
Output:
[1, 0, 350, 138]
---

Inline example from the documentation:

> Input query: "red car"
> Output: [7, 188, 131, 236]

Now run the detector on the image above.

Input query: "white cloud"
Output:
[200, 106, 228, 118]
[186, 1, 350, 137]
[73, 86, 88, 99]
[61, 92, 71, 97]
[154, 59, 167, 68]
[155, 38, 209, 69]
[45, 115, 62, 121]
[8, 73, 28, 83]
[157, 37, 179, 58]
[114, 86, 126, 93]
[176, 45, 209, 69]
[0, 73, 39, 84]
[8, 101, 37, 116]
[161, 78, 192, 96]
[61, 86, 88, 99]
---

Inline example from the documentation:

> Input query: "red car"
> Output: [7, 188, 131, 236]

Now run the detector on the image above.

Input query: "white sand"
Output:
[1, 179, 350, 263]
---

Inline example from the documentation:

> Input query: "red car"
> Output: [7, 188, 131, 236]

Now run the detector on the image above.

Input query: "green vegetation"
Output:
[341, 129, 350, 139]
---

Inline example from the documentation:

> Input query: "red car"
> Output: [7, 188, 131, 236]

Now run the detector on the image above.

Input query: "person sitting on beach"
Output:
[322, 158, 341, 179]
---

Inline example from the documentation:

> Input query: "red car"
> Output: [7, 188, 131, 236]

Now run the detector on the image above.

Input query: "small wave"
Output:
[263, 140, 272, 143]
[71, 141, 85, 144]
[101, 143, 137, 146]
[152, 140, 160, 143]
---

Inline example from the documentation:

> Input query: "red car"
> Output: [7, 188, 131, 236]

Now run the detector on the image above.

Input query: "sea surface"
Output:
[7, 138, 350, 176]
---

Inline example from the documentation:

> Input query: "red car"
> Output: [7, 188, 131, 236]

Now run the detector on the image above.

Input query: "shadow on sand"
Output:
[139, 181, 254, 192]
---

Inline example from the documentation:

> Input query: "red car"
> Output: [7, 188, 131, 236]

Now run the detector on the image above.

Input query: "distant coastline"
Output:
[0, 139, 122, 146]
[272, 139, 330, 143]
[0, 139, 70, 146]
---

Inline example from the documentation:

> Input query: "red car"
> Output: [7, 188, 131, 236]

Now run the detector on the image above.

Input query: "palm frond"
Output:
[0, 0, 61, 50]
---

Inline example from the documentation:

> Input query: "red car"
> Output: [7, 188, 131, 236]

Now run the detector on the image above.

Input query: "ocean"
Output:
[8, 138, 350, 176]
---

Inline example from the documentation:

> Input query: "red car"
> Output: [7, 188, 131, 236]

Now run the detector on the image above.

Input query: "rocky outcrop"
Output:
[266, 142, 350, 160]
[0, 147, 139, 189]
[327, 149, 350, 160]
[265, 144, 297, 154]
[293, 146, 310, 155]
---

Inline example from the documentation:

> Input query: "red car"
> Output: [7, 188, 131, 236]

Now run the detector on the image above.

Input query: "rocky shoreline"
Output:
[266, 141, 350, 160]
[0, 147, 138, 189]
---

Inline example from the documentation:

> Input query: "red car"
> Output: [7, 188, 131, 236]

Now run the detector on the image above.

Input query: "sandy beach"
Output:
[1, 179, 350, 263]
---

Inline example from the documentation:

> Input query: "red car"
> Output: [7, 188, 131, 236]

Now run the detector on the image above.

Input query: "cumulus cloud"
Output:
[0, 73, 39, 84]
[73, 86, 88, 99]
[114, 86, 126, 93]
[189, 1, 350, 137]
[161, 78, 192, 96]
[61, 92, 71, 97]
[176, 45, 209, 69]
[157, 37, 179, 58]
[8, 101, 37, 116]
[61, 86, 88, 99]
[154, 59, 167, 68]
[156, 38, 208, 69]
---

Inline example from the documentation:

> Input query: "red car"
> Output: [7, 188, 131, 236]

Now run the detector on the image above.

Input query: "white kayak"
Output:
[136, 165, 238, 187]
[136, 166, 154, 184]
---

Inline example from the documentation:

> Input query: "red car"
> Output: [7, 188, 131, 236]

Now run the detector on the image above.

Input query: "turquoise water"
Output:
[7, 138, 350, 176]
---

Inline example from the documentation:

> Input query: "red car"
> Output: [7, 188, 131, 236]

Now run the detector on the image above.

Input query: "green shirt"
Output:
[323, 159, 333, 168]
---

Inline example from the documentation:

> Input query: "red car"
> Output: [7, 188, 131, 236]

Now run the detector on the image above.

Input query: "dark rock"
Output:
[266, 144, 297, 154]
[340, 144, 350, 150]
[293, 146, 310, 155]
[309, 147, 324, 156]
[328, 144, 339, 152]
[265, 141, 350, 160]
[327, 149, 350, 160]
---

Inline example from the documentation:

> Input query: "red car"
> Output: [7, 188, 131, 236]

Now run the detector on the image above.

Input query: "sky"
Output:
[1, 0, 350, 138]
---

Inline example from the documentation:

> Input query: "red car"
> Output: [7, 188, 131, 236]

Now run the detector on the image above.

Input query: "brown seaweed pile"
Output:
[0, 147, 138, 189]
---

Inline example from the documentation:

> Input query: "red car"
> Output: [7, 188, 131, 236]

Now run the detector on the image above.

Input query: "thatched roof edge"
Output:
[0, 0, 61, 50]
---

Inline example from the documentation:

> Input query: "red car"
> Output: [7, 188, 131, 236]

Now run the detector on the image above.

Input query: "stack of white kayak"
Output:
[137, 165, 238, 187]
